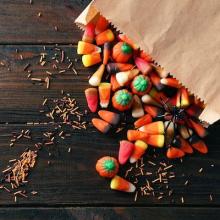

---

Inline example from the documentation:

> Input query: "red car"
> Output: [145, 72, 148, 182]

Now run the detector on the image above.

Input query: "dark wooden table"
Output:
[0, 1, 219, 219]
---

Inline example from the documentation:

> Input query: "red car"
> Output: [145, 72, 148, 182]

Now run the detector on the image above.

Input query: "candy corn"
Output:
[160, 78, 181, 88]
[85, 88, 98, 112]
[106, 63, 134, 74]
[130, 140, 148, 163]
[135, 57, 152, 75]
[189, 135, 208, 154]
[172, 136, 193, 154]
[112, 89, 133, 111]
[149, 72, 164, 91]
[89, 64, 105, 86]
[127, 130, 148, 142]
[176, 87, 190, 108]
[166, 147, 185, 159]
[95, 15, 109, 35]
[77, 41, 101, 55]
[98, 110, 120, 125]
[110, 175, 136, 193]
[131, 75, 152, 96]
[99, 83, 111, 108]
[188, 119, 207, 138]
[118, 34, 139, 50]
[139, 121, 164, 134]
[141, 94, 162, 107]
[118, 140, 134, 165]
[92, 118, 111, 134]
[82, 23, 95, 43]
[178, 125, 193, 139]
[96, 29, 115, 45]
[82, 53, 101, 67]
[134, 114, 152, 128]
[146, 134, 164, 147]
[103, 42, 111, 65]
[116, 69, 139, 86]
[149, 87, 167, 103]
[110, 74, 121, 91]
[139, 50, 152, 63]
[132, 95, 144, 118]
[144, 105, 164, 118]
[151, 64, 168, 78]
[164, 121, 174, 145]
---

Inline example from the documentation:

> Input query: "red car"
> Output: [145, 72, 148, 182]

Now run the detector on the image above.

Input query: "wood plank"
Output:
[0, 0, 89, 44]
[0, 207, 220, 220]
[0, 124, 219, 205]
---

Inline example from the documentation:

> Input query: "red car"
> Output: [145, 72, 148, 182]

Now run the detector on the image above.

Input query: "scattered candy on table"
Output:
[77, 16, 208, 195]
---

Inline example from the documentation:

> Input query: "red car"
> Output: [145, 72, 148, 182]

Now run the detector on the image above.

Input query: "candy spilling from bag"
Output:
[76, 14, 209, 195]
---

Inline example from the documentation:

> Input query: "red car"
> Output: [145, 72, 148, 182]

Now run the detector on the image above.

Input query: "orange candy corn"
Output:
[98, 110, 120, 125]
[176, 87, 190, 108]
[96, 29, 115, 45]
[189, 135, 208, 154]
[106, 63, 134, 74]
[98, 83, 111, 108]
[139, 121, 164, 135]
[176, 136, 193, 154]
[132, 95, 144, 118]
[110, 175, 136, 193]
[160, 78, 181, 88]
[118, 34, 139, 50]
[141, 94, 162, 107]
[82, 23, 95, 43]
[110, 74, 121, 92]
[103, 42, 111, 65]
[146, 134, 164, 148]
[139, 50, 152, 63]
[188, 119, 207, 138]
[164, 121, 174, 145]
[118, 140, 134, 165]
[149, 72, 164, 91]
[92, 118, 111, 134]
[89, 64, 105, 86]
[167, 147, 185, 159]
[134, 57, 152, 75]
[149, 87, 167, 103]
[77, 41, 101, 55]
[130, 140, 148, 163]
[134, 114, 152, 128]
[82, 53, 101, 67]
[127, 130, 148, 142]
[85, 88, 98, 113]
[116, 69, 139, 86]
[178, 125, 193, 139]
[144, 105, 164, 118]
[95, 15, 109, 35]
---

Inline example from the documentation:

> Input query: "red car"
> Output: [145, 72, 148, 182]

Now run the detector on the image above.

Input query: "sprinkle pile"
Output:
[77, 15, 209, 195]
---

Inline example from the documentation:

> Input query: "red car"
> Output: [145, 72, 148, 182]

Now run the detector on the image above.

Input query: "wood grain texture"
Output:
[0, 0, 89, 44]
[0, 124, 218, 205]
[0, 207, 220, 220]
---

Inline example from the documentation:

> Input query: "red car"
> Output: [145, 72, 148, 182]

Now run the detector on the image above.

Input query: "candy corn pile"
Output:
[77, 15, 208, 194]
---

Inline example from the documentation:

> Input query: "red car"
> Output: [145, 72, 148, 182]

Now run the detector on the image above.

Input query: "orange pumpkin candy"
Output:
[112, 42, 133, 63]
[96, 156, 119, 178]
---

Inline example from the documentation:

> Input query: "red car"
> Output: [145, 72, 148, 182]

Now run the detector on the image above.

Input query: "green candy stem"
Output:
[121, 43, 132, 54]
[116, 90, 132, 106]
[103, 160, 116, 171]
[133, 76, 148, 92]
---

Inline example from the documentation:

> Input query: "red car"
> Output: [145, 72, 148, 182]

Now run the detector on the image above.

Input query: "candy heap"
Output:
[77, 15, 208, 194]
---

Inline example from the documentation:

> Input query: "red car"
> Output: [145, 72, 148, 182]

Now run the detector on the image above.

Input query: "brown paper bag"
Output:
[75, 0, 220, 124]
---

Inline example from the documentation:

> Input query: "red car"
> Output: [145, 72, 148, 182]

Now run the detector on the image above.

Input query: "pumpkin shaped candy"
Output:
[112, 42, 133, 63]
[96, 156, 119, 178]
